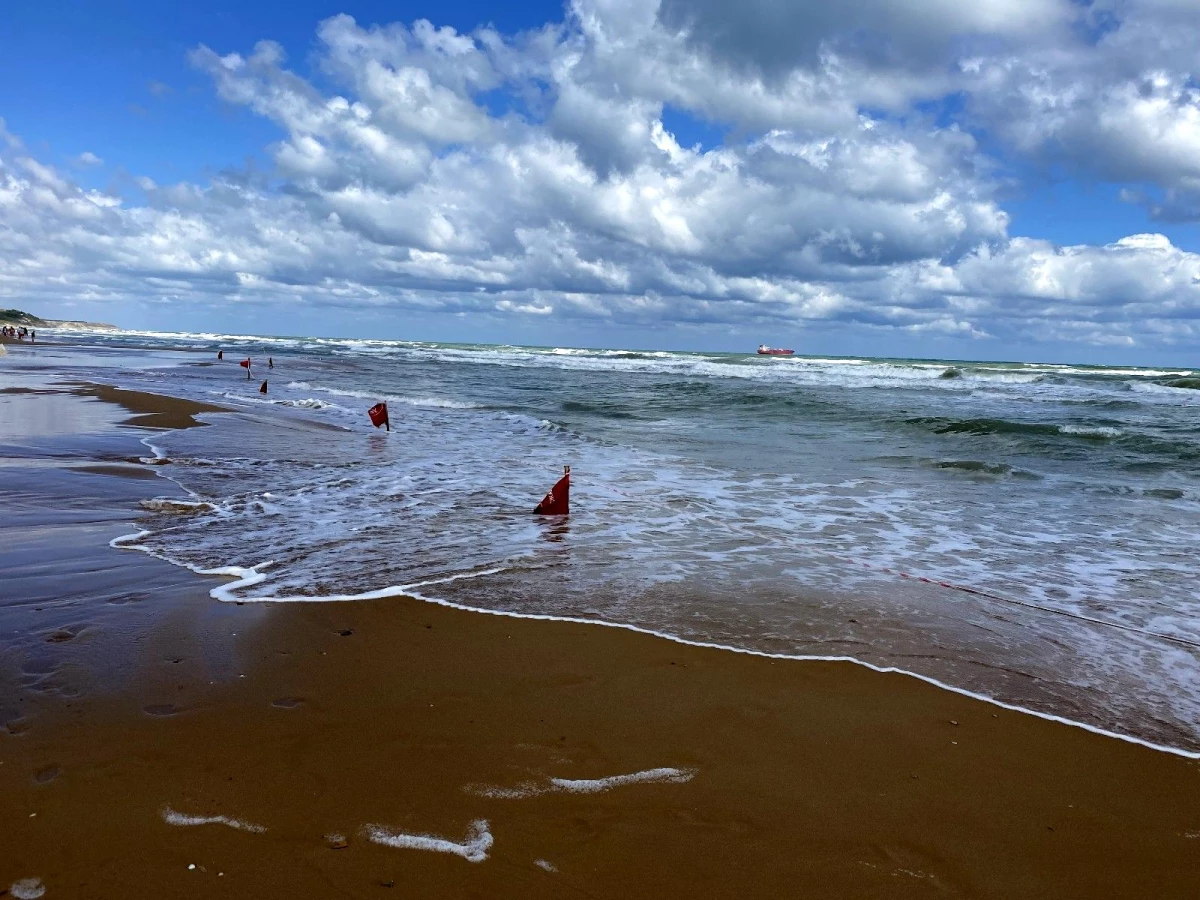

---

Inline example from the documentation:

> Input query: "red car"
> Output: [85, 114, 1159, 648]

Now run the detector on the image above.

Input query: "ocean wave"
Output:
[910, 417, 1125, 442]
[908, 416, 1061, 439]
[284, 382, 480, 409]
[1060, 425, 1123, 438]
[934, 460, 1014, 476]
[561, 400, 639, 420]
[1130, 381, 1200, 401]
[275, 397, 343, 410]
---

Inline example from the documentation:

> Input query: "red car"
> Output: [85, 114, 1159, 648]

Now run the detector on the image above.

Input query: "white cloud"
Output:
[962, 1, 1200, 210]
[0, 2, 1199, 354]
[76, 151, 103, 167]
[658, 0, 1075, 74]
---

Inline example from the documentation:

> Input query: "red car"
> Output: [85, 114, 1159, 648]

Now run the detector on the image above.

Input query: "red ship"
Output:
[757, 344, 795, 356]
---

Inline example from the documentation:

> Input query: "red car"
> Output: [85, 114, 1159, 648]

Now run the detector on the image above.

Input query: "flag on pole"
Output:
[533, 466, 570, 515]
[259, 380, 268, 394]
[368, 402, 390, 431]
[240, 358, 252, 378]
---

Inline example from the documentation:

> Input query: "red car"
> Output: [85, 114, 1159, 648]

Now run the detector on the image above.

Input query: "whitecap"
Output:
[1060, 425, 1122, 438]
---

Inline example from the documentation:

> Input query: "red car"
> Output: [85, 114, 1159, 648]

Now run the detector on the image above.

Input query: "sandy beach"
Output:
[1, 368, 1199, 898]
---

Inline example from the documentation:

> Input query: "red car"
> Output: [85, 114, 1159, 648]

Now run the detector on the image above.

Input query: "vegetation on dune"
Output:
[0, 308, 45, 326]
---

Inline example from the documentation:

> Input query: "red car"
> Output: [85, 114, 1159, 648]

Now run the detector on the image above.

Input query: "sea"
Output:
[7, 329, 1200, 752]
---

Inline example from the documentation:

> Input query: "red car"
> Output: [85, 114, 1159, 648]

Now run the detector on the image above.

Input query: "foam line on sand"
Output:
[363, 819, 493, 862]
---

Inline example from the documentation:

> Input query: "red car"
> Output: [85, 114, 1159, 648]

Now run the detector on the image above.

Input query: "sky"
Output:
[2, 0, 1200, 364]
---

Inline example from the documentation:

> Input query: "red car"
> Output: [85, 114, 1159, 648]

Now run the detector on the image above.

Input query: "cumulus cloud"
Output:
[900, 233, 1200, 345]
[962, 1, 1200, 211]
[0, 0, 1199, 353]
[659, 0, 1075, 76]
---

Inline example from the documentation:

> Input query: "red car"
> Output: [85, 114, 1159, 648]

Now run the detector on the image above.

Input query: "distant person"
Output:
[268, 357, 274, 368]
[218, 349, 224, 360]
[30, 329, 35, 343]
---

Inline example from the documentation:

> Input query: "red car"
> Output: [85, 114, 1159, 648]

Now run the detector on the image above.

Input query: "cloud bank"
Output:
[1, 0, 1199, 353]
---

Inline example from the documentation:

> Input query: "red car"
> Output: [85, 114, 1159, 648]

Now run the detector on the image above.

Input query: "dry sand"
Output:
[2, 386, 1198, 899]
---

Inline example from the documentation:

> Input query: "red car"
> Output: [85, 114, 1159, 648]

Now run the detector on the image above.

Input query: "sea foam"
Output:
[468, 767, 696, 798]
[363, 819, 493, 862]
[161, 806, 266, 833]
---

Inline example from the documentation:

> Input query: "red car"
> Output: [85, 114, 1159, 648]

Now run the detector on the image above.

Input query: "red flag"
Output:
[239, 358, 251, 369]
[533, 466, 570, 515]
[259, 380, 268, 394]
[368, 402, 390, 431]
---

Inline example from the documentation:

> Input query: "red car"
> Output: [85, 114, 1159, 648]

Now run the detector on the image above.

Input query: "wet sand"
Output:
[68, 383, 228, 430]
[2, 385, 1199, 898]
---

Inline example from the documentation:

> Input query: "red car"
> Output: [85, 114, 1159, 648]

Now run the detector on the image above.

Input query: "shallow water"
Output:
[6, 331, 1200, 750]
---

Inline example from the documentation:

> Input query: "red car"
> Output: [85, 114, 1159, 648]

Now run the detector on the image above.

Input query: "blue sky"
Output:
[2, 0, 1200, 363]
[0, 1, 558, 184]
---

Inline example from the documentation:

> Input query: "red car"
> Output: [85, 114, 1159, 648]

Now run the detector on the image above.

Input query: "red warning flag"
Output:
[368, 401, 390, 431]
[240, 358, 251, 368]
[533, 466, 570, 515]
[259, 380, 268, 394]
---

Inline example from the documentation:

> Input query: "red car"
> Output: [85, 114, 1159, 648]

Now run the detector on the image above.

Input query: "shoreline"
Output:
[4, 372, 1200, 896]
[134, 535, 1200, 762]
[106, 385, 1197, 760]
[14, 371, 1200, 757]
[8, 368, 1200, 757]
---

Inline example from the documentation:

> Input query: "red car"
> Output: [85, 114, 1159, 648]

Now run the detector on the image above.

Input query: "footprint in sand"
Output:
[143, 704, 179, 717]
[34, 765, 61, 784]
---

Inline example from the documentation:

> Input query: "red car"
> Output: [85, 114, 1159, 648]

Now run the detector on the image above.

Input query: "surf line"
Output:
[837, 557, 1200, 651]
[559, 476, 1199, 651]
[107, 533, 1200, 759]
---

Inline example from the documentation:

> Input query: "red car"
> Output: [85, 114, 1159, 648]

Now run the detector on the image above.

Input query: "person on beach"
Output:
[269, 357, 274, 368]
[30, 329, 35, 343]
